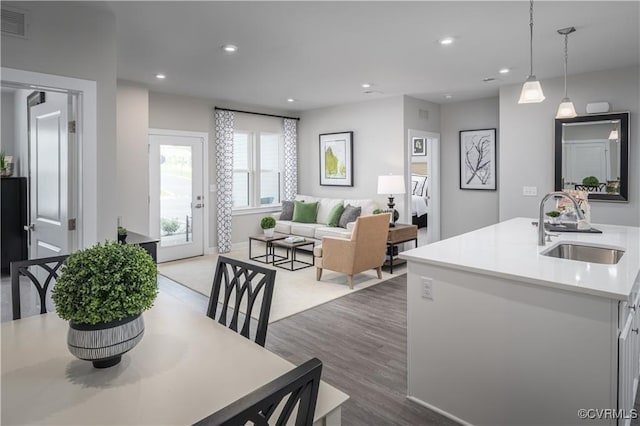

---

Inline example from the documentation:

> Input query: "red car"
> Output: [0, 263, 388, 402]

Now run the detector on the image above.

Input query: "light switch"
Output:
[421, 277, 433, 300]
[522, 186, 538, 197]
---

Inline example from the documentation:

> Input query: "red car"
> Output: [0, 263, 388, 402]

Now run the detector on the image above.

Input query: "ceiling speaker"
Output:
[586, 102, 610, 114]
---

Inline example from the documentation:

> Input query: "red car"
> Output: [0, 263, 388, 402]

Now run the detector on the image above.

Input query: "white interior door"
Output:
[28, 92, 71, 259]
[149, 132, 204, 262]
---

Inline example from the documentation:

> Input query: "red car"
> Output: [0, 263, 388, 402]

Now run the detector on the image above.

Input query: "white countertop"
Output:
[400, 217, 640, 300]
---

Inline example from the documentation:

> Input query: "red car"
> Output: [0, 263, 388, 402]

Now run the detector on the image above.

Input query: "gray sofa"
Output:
[272, 195, 379, 244]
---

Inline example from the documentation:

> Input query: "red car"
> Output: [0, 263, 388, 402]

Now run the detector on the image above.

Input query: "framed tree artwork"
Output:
[459, 128, 497, 190]
[319, 131, 353, 186]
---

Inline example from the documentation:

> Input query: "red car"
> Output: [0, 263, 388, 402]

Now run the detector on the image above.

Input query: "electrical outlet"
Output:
[522, 186, 538, 197]
[421, 277, 433, 300]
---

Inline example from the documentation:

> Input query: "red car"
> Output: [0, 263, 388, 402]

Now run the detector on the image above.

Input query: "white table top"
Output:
[400, 217, 640, 300]
[1, 291, 348, 425]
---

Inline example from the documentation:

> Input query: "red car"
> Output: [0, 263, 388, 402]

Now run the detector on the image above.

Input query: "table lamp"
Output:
[377, 174, 406, 227]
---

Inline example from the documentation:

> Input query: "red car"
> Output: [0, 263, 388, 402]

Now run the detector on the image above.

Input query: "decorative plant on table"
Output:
[260, 216, 277, 237]
[582, 176, 600, 187]
[117, 226, 128, 243]
[51, 241, 158, 368]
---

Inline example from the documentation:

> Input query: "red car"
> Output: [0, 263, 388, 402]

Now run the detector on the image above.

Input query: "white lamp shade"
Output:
[518, 78, 546, 104]
[555, 98, 577, 118]
[609, 129, 619, 140]
[377, 175, 406, 195]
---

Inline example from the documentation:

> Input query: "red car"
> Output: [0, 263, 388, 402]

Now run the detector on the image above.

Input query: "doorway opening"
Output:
[405, 129, 440, 245]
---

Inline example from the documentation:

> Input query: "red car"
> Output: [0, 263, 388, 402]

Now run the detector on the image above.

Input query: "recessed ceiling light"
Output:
[361, 83, 372, 88]
[222, 44, 238, 53]
[287, 98, 296, 103]
[439, 37, 455, 45]
[499, 68, 510, 74]
[444, 94, 453, 99]
[155, 73, 166, 80]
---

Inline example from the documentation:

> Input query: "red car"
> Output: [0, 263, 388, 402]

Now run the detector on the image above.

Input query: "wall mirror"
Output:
[555, 112, 629, 202]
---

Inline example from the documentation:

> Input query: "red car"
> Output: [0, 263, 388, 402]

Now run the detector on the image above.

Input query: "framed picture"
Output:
[412, 137, 426, 156]
[319, 131, 353, 186]
[459, 128, 497, 190]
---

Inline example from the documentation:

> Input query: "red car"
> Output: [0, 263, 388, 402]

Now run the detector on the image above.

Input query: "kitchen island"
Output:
[399, 218, 640, 425]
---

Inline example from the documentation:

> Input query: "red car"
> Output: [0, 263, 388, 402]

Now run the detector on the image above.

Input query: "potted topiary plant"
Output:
[582, 176, 600, 189]
[51, 241, 158, 368]
[260, 216, 276, 237]
[117, 226, 128, 243]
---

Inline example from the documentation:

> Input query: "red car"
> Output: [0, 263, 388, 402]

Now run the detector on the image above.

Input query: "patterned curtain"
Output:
[283, 118, 298, 201]
[215, 110, 234, 253]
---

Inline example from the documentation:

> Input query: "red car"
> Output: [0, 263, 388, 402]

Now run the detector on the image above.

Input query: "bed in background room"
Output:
[410, 162, 429, 229]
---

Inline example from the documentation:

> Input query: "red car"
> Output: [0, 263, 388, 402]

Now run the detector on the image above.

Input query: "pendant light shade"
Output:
[518, 0, 545, 104]
[519, 77, 546, 103]
[555, 27, 577, 118]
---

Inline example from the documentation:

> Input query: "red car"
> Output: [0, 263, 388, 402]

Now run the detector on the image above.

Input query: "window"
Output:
[232, 131, 283, 209]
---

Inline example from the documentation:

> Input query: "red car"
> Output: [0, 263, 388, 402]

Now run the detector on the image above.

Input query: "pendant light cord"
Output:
[563, 34, 569, 98]
[529, 0, 534, 77]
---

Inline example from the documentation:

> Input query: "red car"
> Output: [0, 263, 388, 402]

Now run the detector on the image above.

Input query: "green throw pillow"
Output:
[327, 204, 345, 227]
[292, 201, 318, 223]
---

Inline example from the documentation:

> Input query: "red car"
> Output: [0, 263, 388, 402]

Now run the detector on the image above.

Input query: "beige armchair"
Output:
[314, 213, 391, 289]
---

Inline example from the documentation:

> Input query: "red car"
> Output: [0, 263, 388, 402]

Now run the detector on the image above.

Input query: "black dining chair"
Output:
[193, 357, 323, 426]
[207, 256, 276, 347]
[10, 255, 69, 320]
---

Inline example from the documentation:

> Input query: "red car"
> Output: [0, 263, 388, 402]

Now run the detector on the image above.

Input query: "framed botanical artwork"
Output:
[412, 137, 426, 156]
[319, 131, 353, 186]
[459, 128, 497, 190]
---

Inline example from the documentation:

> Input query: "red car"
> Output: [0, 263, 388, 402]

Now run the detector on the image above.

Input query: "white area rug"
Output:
[157, 248, 402, 323]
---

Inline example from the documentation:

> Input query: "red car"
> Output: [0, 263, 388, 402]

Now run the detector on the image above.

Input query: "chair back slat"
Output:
[10, 255, 69, 320]
[194, 358, 323, 426]
[207, 256, 276, 347]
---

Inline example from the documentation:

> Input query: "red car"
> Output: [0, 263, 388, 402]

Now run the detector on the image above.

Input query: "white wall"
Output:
[117, 81, 149, 234]
[1, 89, 15, 160]
[500, 66, 640, 226]
[1, 2, 118, 240]
[299, 96, 405, 216]
[440, 97, 500, 238]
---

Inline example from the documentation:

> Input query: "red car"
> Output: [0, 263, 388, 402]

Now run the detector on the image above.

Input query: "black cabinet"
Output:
[1, 177, 28, 271]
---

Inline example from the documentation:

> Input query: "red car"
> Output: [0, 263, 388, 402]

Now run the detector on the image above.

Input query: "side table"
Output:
[384, 223, 418, 274]
[249, 233, 288, 264]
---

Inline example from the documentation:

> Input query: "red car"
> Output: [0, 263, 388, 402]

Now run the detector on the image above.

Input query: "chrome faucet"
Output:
[538, 191, 586, 246]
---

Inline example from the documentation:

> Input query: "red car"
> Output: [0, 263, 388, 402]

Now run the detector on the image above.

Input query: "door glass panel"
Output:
[36, 112, 61, 222]
[160, 145, 192, 247]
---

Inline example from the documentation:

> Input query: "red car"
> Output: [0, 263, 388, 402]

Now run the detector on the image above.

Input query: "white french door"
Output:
[149, 131, 205, 263]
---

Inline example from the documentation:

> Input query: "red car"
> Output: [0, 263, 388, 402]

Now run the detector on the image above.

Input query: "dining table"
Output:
[1, 291, 349, 425]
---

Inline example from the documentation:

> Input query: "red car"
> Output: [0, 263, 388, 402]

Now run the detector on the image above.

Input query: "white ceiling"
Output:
[105, 1, 640, 112]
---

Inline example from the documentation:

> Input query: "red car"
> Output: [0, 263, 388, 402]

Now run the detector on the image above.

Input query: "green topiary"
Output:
[582, 176, 599, 186]
[373, 209, 383, 214]
[52, 241, 158, 325]
[260, 216, 276, 229]
[545, 210, 561, 218]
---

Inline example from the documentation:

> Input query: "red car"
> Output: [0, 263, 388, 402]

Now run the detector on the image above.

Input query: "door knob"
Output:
[24, 223, 34, 231]
[193, 203, 203, 209]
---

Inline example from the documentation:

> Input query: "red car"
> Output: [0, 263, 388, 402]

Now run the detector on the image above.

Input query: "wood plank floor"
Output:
[265, 274, 456, 425]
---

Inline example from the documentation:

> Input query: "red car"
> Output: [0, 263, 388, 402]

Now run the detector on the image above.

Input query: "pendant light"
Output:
[555, 27, 577, 118]
[518, 0, 545, 104]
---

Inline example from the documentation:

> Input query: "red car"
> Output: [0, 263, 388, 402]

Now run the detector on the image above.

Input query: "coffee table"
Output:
[272, 239, 315, 271]
[248, 233, 288, 264]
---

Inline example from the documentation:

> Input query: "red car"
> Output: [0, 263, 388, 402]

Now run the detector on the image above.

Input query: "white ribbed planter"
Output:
[67, 314, 145, 368]
[264, 228, 275, 237]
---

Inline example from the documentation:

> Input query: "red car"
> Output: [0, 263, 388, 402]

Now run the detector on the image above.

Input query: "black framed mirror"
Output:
[555, 112, 629, 202]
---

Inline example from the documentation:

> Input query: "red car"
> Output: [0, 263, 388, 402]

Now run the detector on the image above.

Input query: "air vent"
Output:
[419, 109, 429, 120]
[1, 7, 29, 38]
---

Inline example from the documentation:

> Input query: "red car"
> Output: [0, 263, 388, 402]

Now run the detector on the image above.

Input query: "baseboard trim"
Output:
[406, 395, 471, 426]
[206, 241, 249, 255]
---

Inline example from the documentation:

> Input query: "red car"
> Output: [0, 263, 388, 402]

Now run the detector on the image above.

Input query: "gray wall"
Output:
[299, 96, 405, 217]
[117, 81, 149, 234]
[500, 66, 640, 226]
[440, 97, 500, 238]
[1, 2, 118, 240]
[1, 89, 15, 159]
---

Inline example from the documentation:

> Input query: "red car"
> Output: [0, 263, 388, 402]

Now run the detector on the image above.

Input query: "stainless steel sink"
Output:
[542, 242, 625, 264]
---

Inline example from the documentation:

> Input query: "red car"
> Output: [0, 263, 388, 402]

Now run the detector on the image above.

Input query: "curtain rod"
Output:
[214, 107, 300, 121]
